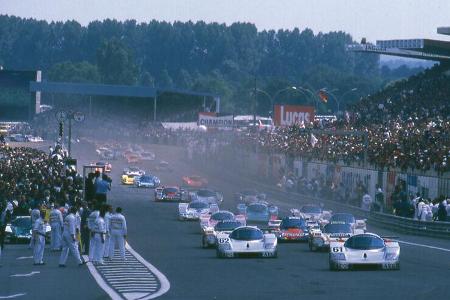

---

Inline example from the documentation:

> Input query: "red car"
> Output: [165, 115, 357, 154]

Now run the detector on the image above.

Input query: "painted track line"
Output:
[84, 242, 170, 300]
[398, 240, 450, 252]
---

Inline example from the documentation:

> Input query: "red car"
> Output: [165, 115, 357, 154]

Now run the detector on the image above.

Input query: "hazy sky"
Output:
[1, 0, 450, 42]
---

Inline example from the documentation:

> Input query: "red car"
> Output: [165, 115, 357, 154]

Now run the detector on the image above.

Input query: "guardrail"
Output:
[369, 212, 450, 239]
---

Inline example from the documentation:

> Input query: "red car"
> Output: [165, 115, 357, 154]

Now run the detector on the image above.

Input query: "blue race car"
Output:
[134, 174, 160, 188]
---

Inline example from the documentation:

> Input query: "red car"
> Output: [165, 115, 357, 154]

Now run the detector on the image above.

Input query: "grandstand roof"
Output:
[347, 27, 450, 62]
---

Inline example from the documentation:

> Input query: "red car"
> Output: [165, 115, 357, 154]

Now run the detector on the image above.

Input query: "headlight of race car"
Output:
[331, 253, 346, 260]
[385, 252, 399, 260]
[313, 237, 325, 246]
[219, 243, 231, 250]
[264, 243, 276, 249]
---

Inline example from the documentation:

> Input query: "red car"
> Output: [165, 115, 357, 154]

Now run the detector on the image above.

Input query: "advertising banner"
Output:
[198, 113, 233, 127]
[273, 105, 315, 126]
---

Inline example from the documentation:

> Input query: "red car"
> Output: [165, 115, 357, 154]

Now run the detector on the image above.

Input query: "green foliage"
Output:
[0, 15, 423, 115]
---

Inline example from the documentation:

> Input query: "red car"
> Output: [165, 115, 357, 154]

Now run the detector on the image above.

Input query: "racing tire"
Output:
[202, 236, 209, 249]
[272, 250, 278, 258]
[309, 242, 318, 252]
[216, 249, 223, 258]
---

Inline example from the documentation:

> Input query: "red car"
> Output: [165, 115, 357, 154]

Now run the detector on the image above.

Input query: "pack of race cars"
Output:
[172, 187, 401, 270]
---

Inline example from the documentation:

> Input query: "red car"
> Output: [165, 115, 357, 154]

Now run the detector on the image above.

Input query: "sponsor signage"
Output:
[273, 105, 315, 126]
[198, 113, 233, 127]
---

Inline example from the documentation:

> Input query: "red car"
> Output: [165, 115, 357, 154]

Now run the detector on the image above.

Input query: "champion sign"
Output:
[274, 105, 315, 126]
[198, 114, 234, 127]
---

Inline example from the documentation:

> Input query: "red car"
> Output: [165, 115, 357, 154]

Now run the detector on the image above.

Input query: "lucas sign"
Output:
[274, 105, 315, 126]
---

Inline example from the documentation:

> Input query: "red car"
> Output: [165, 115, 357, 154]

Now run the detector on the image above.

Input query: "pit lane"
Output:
[72, 141, 449, 300]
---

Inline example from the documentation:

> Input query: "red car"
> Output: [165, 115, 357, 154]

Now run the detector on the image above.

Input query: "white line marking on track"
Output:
[0, 294, 26, 299]
[399, 240, 450, 252]
[10, 271, 40, 277]
[124, 243, 170, 300]
[84, 242, 170, 300]
[15, 256, 33, 260]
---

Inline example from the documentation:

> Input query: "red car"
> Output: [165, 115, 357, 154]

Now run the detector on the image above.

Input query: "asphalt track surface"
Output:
[2, 141, 449, 300]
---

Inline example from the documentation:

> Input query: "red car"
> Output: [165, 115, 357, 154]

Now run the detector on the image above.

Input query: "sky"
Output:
[1, 0, 450, 42]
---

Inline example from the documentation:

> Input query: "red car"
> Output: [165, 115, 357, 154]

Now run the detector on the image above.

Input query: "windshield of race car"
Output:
[300, 205, 322, 214]
[280, 218, 306, 229]
[197, 189, 215, 197]
[129, 167, 140, 172]
[323, 223, 353, 234]
[344, 235, 385, 250]
[230, 227, 263, 241]
[211, 211, 235, 221]
[247, 204, 268, 213]
[188, 201, 209, 209]
[163, 187, 179, 194]
[12, 217, 31, 228]
[330, 214, 355, 224]
[139, 176, 153, 182]
[214, 221, 241, 231]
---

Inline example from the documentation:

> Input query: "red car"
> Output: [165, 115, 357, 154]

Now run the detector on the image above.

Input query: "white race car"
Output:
[178, 201, 219, 221]
[329, 233, 400, 271]
[123, 167, 145, 177]
[202, 220, 244, 248]
[309, 221, 361, 251]
[200, 210, 245, 233]
[216, 226, 278, 258]
[189, 189, 223, 204]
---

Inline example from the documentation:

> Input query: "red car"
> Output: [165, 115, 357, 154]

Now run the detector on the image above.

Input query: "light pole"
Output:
[253, 86, 306, 117]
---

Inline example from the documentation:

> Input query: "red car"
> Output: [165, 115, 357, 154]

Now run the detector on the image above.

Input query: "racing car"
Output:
[121, 174, 137, 185]
[327, 213, 367, 232]
[178, 201, 219, 221]
[216, 226, 278, 258]
[4, 216, 51, 244]
[139, 151, 156, 161]
[125, 153, 141, 164]
[292, 204, 332, 224]
[182, 175, 208, 188]
[134, 174, 160, 188]
[154, 186, 188, 202]
[95, 161, 112, 173]
[123, 167, 145, 177]
[189, 189, 223, 204]
[329, 233, 400, 271]
[309, 221, 356, 251]
[234, 189, 266, 204]
[202, 220, 243, 248]
[200, 210, 245, 232]
[271, 216, 310, 242]
[237, 201, 278, 224]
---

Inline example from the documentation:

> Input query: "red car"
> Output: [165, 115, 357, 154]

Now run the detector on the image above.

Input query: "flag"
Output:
[310, 133, 318, 147]
[318, 90, 328, 103]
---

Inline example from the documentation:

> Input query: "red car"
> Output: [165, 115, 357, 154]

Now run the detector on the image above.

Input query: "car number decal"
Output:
[218, 238, 229, 244]
[332, 247, 343, 252]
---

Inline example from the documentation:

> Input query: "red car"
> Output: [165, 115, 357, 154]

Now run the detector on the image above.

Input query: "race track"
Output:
[71, 142, 450, 299]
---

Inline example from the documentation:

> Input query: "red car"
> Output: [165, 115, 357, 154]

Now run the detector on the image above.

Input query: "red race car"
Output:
[182, 175, 208, 188]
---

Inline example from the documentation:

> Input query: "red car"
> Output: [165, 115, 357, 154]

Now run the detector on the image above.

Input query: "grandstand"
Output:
[347, 27, 450, 64]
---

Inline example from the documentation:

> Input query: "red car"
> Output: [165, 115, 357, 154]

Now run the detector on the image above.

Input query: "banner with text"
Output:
[273, 105, 315, 126]
[198, 113, 234, 127]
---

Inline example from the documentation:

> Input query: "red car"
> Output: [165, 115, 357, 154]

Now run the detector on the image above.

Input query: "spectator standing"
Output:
[49, 203, 63, 251]
[103, 205, 112, 258]
[437, 200, 448, 221]
[94, 174, 111, 205]
[0, 202, 13, 264]
[361, 191, 372, 211]
[80, 202, 91, 255]
[92, 208, 106, 265]
[109, 207, 127, 261]
[59, 207, 84, 267]
[87, 205, 100, 261]
[32, 210, 46, 265]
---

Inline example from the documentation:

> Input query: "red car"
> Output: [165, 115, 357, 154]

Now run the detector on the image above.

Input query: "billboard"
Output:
[273, 104, 315, 126]
[198, 112, 233, 127]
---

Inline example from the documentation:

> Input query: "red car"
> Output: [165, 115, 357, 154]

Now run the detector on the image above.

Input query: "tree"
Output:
[47, 61, 100, 83]
[96, 38, 138, 85]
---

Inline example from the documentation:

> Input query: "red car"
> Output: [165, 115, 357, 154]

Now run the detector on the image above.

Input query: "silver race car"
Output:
[202, 220, 244, 248]
[309, 221, 357, 251]
[189, 189, 223, 204]
[326, 213, 367, 232]
[178, 201, 219, 221]
[329, 233, 400, 271]
[200, 210, 245, 233]
[216, 226, 278, 258]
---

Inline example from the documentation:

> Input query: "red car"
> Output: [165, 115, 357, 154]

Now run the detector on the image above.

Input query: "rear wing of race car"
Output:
[290, 208, 301, 217]
[268, 219, 282, 230]
[200, 214, 211, 228]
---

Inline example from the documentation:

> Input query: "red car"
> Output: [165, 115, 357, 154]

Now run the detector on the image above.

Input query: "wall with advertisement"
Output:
[198, 112, 233, 127]
[273, 104, 315, 126]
